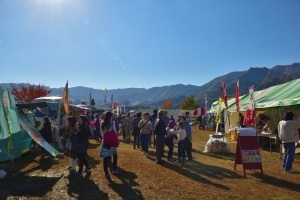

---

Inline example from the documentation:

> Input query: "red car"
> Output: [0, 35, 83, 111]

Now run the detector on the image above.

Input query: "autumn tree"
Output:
[162, 100, 172, 109]
[179, 96, 199, 110]
[11, 83, 51, 103]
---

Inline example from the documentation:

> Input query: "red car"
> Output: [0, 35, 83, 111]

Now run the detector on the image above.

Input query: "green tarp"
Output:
[0, 88, 22, 161]
[227, 78, 300, 112]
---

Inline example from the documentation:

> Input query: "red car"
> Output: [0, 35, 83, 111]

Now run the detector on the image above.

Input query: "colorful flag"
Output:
[222, 82, 228, 109]
[63, 81, 70, 116]
[244, 85, 255, 126]
[248, 85, 254, 110]
[235, 80, 240, 112]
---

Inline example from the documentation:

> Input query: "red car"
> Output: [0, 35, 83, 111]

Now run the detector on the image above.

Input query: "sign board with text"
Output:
[234, 128, 263, 177]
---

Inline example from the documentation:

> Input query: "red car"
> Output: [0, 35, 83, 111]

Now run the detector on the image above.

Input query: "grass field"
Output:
[0, 126, 299, 200]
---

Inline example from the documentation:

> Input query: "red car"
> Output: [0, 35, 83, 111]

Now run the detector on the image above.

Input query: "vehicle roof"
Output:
[31, 96, 62, 103]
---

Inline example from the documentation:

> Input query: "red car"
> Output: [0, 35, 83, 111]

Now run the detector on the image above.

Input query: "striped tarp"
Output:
[227, 78, 300, 112]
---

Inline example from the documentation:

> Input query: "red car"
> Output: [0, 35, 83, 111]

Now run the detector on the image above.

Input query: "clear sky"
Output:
[0, 0, 300, 89]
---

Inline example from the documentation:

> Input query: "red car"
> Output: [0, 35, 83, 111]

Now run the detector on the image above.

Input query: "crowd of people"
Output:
[38, 109, 195, 178]
[38, 109, 299, 178]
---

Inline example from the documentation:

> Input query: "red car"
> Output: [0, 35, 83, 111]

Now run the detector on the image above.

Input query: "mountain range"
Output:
[1, 63, 300, 109]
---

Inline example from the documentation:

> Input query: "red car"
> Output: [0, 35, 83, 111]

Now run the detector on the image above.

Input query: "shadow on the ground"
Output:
[145, 146, 240, 190]
[67, 171, 108, 199]
[85, 153, 101, 168]
[193, 149, 236, 161]
[252, 172, 300, 192]
[162, 158, 241, 190]
[0, 174, 62, 199]
[107, 167, 145, 200]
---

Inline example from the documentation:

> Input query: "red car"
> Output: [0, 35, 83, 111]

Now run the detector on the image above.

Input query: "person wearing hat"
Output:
[165, 120, 178, 162]
[138, 112, 152, 157]
[179, 113, 193, 161]
[154, 109, 167, 164]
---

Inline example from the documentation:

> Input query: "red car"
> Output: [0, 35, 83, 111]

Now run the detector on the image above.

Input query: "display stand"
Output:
[234, 128, 263, 177]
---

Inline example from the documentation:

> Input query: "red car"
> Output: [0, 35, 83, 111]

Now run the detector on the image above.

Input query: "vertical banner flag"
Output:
[111, 94, 114, 108]
[221, 82, 228, 109]
[104, 88, 107, 107]
[205, 93, 208, 114]
[215, 98, 222, 123]
[244, 85, 255, 126]
[19, 111, 59, 157]
[63, 81, 70, 116]
[235, 80, 240, 112]
[248, 86, 254, 110]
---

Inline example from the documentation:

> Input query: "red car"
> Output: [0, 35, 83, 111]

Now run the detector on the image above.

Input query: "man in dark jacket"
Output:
[154, 109, 167, 164]
[150, 109, 158, 147]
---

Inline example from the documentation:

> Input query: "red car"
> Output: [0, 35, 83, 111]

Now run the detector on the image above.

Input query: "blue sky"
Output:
[0, 0, 300, 89]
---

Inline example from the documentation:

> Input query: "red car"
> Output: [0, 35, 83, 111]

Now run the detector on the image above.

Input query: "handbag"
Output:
[104, 129, 119, 147]
[140, 120, 150, 133]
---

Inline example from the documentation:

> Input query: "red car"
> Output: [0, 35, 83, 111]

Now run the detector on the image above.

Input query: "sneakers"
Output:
[76, 172, 83, 178]
[155, 160, 165, 165]
[105, 174, 110, 178]
[83, 167, 91, 173]
[142, 152, 148, 157]
[112, 169, 119, 174]
[285, 168, 296, 173]
[167, 158, 174, 162]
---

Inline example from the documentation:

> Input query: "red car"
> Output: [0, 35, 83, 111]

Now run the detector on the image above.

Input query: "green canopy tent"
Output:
[255, 78, 300, 109]
[0, 88, 23, 161]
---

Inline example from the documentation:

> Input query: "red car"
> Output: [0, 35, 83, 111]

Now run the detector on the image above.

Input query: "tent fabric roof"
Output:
[226, 78, 300, 112]
[255, 78, 300, 108]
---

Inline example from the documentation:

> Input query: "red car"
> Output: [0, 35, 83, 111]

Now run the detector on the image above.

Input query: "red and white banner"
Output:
[190, 107, 205, 116]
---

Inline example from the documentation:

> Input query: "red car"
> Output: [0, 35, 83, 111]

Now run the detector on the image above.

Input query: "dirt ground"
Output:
[0, 127, 300, 200]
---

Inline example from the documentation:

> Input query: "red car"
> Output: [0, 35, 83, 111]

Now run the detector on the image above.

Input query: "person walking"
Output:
[150, 109, 158, 147]
[176, 122, 187, 163]
[100, 112, 119, 178]
[278, 111, 300, 173]
[154, 109, 167, 164]
[40, 116, 53, 157]
[73, 115, 91, 177]
[124, 114, 131, 142]
[94, 114, 102, 141]
[163, 111, 170, 128]
[66, 116, 77, 171]
[165, 120, 177, 162]
[131, 112, 142, 149]
[184, 111, 193, 160]
[138, 112, 152, 157]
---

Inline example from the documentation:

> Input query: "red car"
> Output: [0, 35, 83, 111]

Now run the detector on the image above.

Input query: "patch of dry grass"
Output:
[1, 127, 300, 199]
